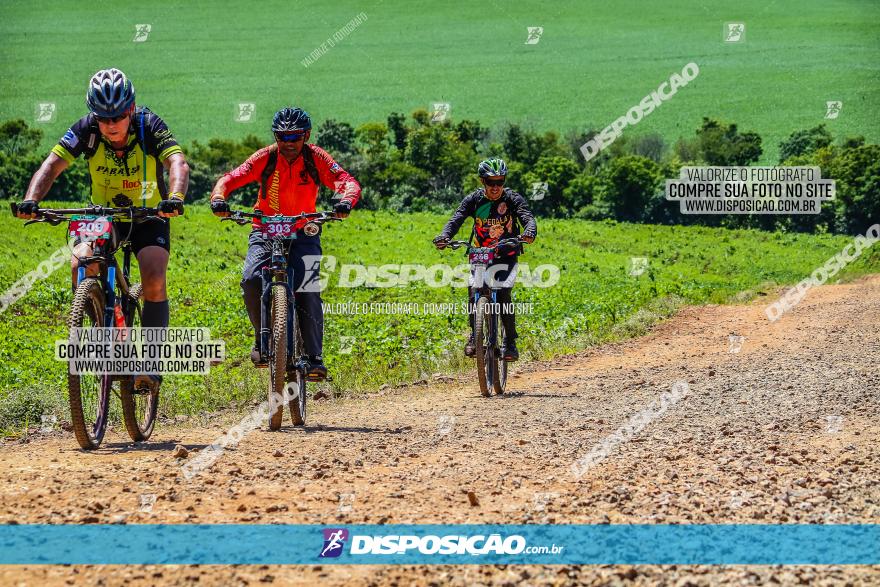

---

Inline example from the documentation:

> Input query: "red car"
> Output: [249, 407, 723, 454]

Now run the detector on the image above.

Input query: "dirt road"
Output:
[2, 276, 878, 586]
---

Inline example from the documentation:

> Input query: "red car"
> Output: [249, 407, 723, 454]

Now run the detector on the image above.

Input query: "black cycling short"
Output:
[73, 219, 171, 255]
[116, 219, 171, 254]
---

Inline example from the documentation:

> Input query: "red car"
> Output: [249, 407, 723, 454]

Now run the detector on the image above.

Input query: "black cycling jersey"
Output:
[439, 188, 538, 256]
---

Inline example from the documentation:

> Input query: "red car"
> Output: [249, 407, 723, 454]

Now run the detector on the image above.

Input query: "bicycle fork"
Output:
[473, 289, 500, 352]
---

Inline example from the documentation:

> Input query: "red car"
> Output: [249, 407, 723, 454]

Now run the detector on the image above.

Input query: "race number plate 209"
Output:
[69, 215, 113, 241]
[260, 216, 299, 239]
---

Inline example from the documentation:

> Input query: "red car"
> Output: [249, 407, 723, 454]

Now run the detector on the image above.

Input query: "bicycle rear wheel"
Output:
[474, 296, 493, 397]
[288, 324, 307, 426]
[268, 284, 288, 431]
[67, 277, 111, 450]
[120, 284, 159, 442]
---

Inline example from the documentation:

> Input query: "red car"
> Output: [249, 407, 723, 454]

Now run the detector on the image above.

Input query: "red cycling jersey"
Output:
[222, 143, 361, 229]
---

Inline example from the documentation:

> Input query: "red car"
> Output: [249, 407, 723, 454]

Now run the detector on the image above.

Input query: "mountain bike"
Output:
[11, 203, 168, 449]
[441, 237, 526, 396]
[222, 209, 340, 429]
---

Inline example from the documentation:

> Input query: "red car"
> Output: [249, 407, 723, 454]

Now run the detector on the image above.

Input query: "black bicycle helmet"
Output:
[272, 107, 312, 133]
[478, 158, 508, 178]
[86, 68, 135, 117]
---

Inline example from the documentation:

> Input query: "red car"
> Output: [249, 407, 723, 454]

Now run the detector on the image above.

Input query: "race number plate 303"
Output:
[69, 215, 112, 240]
[469, 250, 494, 264]
[261, 216, 298, 239]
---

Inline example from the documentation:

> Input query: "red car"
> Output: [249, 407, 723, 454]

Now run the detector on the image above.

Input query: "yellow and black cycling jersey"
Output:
[51, 107, 183, 208]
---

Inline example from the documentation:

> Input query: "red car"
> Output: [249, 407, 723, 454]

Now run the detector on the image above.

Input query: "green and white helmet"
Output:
[478, 158, 508, 178]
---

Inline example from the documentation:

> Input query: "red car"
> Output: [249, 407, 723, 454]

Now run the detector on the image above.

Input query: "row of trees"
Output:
[1, 113, 876, 234]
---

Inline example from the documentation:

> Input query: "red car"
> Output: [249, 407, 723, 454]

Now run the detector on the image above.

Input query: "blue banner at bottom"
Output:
[0, 524, 877, 565]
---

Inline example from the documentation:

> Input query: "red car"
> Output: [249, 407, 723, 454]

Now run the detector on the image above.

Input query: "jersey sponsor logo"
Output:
[62, 129, 79, 149]
[329, 162, 341, 174]
[94, 165, 141, 176]
[154, 129, 177, 150]
[267, 170, 281, 212]
[122, 179, 142, 190]
[497, 202, 508, 215]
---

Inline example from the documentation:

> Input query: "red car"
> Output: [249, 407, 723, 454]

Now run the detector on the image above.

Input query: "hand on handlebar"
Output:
[210, 198, 231, 217]
[333, 200, 352, 219]
[432, 235, 450, 250]
[157, 197, 184, 218]
[521, 234, 535, 244]
[15, 200, 39, 220]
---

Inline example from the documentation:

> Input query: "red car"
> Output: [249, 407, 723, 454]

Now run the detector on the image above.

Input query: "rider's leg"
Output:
[289, 238, 326, 378]
[131, 221, 172, 387]
[497, 286, 519, 360]
[241, 231, 271, 360]
[464, 286, 476, 357]
[496, 286, 517, 341]
[70, 241, 98, 290]
[134, 219, 172, 316]
[136, 234, 171, 386]
[491, 261, 519, 360]
[138, 246, 170, 321]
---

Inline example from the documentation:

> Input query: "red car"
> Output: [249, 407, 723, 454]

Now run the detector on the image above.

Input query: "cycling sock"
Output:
[142, 300, 169, 328]
[141, 300, 168, 378]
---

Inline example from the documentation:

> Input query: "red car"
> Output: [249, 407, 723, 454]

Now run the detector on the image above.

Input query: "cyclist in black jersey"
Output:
[15, 68, 190, 390]
[434, 158, 537, 361]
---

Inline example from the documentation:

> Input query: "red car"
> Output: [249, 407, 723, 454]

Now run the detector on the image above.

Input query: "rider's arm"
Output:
[211, 148, 269, 201]
[144, 111, 187, 201]
[24, 119, 94, 203]
[510, 192, 537, 241]
[162, 152, 189, 200]
[23, 152, 69, 203]
[311, 145, 361, 208]
[438, 191, 479, 239]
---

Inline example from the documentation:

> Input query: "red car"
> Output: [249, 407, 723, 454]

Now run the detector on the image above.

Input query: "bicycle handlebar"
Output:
[221, 209, 342, 227]
[11, 203, 163, 226]
[439, 237, 527, 252]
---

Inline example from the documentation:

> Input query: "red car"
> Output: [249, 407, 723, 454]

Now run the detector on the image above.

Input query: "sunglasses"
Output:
[275, 132, 306, 143]
[95, 112, 130, 124]
[483, 178, 505, 187]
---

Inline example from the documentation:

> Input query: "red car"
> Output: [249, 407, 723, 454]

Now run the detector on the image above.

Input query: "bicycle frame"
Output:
[75, 238, 134, 336]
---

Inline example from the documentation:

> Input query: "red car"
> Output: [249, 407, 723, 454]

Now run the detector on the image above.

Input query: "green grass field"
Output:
[1, 1, 878, 161]
[2, 204, 879, 433]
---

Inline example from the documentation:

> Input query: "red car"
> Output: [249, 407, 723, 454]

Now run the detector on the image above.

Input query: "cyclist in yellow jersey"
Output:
[16, 68, 189, 389]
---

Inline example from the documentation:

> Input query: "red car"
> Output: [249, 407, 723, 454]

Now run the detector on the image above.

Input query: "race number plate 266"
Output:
[469, 250, 494, 264]
[69, 215, 112, 240]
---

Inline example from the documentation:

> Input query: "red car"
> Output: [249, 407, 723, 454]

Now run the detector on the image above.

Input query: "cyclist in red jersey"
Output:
[210, 107, 360, 380]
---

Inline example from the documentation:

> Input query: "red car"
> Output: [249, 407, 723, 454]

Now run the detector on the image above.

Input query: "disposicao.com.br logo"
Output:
[318, 528, 563, 558]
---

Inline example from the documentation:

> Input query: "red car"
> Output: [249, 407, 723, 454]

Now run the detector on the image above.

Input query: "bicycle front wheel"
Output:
[268, 284, 288, 431]
[67, 277, 111, 450]
[474, 296, 493, 397]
